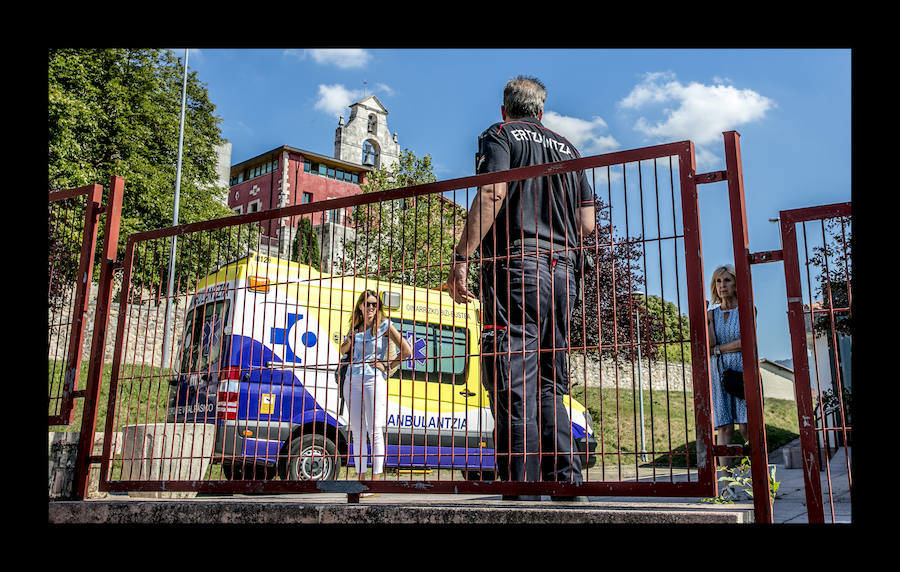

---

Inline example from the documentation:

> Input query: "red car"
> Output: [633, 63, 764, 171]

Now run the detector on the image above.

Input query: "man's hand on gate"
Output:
[446, 262, 474, 304]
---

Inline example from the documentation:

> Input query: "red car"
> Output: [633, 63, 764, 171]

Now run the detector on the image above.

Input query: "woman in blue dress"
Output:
[707, 264, 748, 467]
[340, 290, 411, 483]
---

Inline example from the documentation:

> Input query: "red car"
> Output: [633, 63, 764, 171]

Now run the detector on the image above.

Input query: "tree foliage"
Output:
[291, 217, 321, 270]
[809, 216, 852, 337]
[342, 149, 466, 288]
[48, 49, 249, 298]
[636, 294, 692, 364]
[571, 198, 688, 362]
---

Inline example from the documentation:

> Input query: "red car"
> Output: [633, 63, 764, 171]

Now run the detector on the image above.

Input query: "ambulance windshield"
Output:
[180, 301, 231, 375]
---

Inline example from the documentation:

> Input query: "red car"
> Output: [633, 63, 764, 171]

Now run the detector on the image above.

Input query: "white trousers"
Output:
[343, 372, 387, 475]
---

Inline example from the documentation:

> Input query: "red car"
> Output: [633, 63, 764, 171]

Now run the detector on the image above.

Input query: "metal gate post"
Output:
[722, 131, 773, 523]
[74, 176, 124, 500]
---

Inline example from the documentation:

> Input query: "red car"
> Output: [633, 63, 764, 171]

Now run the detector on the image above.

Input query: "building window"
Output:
[303, 192, 313, 204]
[233, 205, 243, 215]
[248, 200, 261, 213]
[368, 114, 377, 134]
[303, 159, 361, 184]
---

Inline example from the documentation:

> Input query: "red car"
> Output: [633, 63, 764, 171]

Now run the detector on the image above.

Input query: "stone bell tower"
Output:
[334, 95, 400, 171]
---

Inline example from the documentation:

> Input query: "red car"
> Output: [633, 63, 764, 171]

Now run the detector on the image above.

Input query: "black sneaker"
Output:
[550, 495, 590, 503]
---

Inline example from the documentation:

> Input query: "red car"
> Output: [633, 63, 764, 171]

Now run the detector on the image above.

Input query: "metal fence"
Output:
[48, 183, 104, 425]
[93, 138, 745, 503]
[780, 203, 852, 523]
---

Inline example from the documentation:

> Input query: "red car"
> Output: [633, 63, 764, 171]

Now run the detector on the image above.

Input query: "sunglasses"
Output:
[363, 301, 379, 309]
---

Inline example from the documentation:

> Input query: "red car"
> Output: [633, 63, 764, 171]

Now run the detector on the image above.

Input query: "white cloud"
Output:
[619, 72, 775, 168]
[307, 49, 372, 69]
[542, 111, 620, 156]
[374, 82, 395, 96]
[314, 84, 364, 117]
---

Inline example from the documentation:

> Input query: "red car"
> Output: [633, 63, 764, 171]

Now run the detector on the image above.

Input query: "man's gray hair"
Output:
[503, 75, 547, 119]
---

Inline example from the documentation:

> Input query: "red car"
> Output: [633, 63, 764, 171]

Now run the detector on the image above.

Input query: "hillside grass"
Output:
[571, 384, 800, 468]
[49, 360, 173, 433]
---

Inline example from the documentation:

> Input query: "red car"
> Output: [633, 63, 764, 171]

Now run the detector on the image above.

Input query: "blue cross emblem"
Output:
[403, 332, 427, 369]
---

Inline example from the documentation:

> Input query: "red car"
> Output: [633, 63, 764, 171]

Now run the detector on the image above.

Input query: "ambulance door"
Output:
[386, 318, 475, 469]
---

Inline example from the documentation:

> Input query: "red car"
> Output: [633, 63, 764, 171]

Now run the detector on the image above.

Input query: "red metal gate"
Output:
[91, 134, 770, 514]
[48, 183, 103, 425]
[780, 203, 852, 523]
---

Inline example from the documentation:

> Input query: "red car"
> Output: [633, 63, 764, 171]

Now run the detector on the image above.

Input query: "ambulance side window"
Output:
[391, 319, 468, 385]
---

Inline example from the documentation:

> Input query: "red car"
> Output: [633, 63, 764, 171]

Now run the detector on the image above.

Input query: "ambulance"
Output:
[167, 253, 597, 480]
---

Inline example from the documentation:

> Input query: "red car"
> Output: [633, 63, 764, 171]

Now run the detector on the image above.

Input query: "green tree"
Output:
[636, 294, 692, 364]
[48, 48, 249, 296]
[571, 200, 690, 363]
[809, 216, 851, 337]
[342, 149, 466, 288]
[291, 217, 321, 270]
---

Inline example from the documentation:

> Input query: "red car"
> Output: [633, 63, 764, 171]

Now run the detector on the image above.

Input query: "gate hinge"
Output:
[694, 170, 728, 184]
[749, 250, 783, 264]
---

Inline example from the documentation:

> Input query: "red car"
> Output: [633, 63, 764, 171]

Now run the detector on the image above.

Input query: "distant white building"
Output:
[758, 359, 796, 401]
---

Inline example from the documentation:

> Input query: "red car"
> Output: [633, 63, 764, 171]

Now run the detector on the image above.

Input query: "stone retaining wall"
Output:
[49, 282, 185, 367]
[569, 353, 693, 392]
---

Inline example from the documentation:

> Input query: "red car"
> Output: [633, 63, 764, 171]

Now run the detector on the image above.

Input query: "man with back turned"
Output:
[446, 76, 595, 501]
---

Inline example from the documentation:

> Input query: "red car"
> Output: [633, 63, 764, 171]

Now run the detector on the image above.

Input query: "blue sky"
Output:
[185, 48, 851, 362]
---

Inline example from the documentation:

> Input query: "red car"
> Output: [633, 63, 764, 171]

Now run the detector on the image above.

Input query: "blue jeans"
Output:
[480, 251, 583, 484]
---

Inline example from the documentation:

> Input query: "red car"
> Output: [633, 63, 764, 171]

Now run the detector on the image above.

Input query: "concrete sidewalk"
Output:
[766, 441, 852, 524]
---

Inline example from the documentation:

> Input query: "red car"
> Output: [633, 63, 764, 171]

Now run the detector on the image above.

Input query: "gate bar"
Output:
[74, 176, 124, 500]
[723, 131, 773, 523]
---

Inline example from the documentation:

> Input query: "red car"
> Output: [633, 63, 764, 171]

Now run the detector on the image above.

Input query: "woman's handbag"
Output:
[336, 352, 350, 414]
[718, 354, 744, 400]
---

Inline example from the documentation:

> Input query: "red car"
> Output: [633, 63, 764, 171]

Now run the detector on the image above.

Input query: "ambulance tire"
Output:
[283, 433, 340, 481]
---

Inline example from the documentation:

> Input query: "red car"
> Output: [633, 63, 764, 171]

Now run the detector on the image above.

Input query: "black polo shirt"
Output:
[475, 116, 594, 258]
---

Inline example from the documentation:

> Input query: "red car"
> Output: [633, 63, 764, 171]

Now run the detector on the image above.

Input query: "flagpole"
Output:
[162, 48, 189, 371]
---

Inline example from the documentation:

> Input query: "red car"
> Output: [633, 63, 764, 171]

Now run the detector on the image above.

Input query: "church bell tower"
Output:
[334, 95, 400, 171]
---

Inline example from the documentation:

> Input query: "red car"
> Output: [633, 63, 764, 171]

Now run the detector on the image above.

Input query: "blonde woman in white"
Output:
[340, 290, 411, 487]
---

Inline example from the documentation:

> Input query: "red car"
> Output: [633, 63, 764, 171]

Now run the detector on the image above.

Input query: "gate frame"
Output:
[779, 201, 852, 523]
[94, 135, 774, 513]
[71, 176, 125, 500]
[723, 132, 773, 523]
[48, 183, 104, 426]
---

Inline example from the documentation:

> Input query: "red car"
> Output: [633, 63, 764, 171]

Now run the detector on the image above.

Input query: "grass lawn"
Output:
[571, 384, 800, 468]
[49, 360, 173, 434]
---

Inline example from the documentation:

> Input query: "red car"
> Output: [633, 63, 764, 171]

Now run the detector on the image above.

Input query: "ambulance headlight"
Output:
[381, 291, 401, 310]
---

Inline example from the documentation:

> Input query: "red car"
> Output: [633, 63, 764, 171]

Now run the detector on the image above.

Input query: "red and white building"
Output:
[225, 96, 400, 269]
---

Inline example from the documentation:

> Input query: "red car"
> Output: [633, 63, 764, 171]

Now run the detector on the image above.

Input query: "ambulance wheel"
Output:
[283, 433, 339, 481]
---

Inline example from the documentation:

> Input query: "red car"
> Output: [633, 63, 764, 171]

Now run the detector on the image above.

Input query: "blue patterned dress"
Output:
[711, 306, 747, 428]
